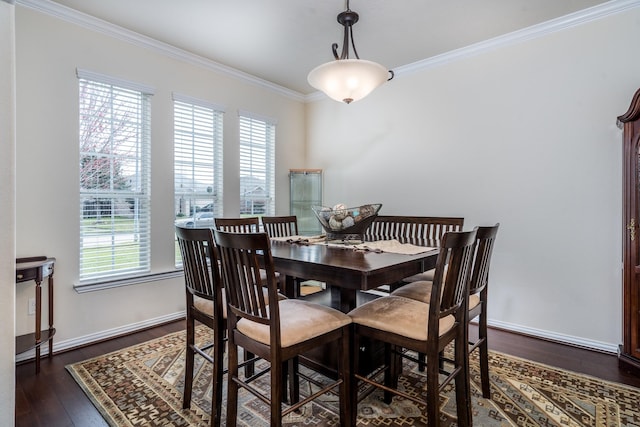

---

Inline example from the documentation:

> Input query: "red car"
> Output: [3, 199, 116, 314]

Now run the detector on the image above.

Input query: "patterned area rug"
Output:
[66, 326, 640, 426]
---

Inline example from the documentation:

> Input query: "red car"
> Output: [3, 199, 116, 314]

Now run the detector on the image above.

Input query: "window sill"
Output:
[74, 270, 183, 293]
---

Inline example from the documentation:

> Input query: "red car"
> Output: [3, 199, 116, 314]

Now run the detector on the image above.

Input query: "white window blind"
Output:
[78, 76, 152, 283]
[239, 112, 276, 216]
[173, 95, 224, 264]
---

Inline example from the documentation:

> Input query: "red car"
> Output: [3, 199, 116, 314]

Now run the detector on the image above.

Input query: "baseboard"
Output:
[16, 310, 619, 364]
[16, 311, 186, 363]
[487, 319, 619, 354]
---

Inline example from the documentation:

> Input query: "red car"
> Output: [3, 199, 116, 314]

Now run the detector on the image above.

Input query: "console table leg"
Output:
[48, 272, 54, 359]
[15, 257, 56, 375]
[35, 280, 42, 374]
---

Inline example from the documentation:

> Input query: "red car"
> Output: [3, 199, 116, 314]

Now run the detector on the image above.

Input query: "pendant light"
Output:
[307, 0, 394, 104]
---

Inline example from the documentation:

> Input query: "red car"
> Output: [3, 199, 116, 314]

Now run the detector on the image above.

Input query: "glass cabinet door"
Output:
[290, 169, 322, 235]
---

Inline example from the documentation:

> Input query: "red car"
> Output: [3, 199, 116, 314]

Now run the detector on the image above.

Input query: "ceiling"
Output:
[46, 0, 609, 95]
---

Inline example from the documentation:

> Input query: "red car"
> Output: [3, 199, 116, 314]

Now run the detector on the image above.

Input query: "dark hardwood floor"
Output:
[15, 320, 186, 427]
[15, 319, 640, 426]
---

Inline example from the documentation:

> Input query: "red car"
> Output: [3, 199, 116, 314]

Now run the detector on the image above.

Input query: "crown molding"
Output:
[395, 0, 640, 78]
[15, 0, 306, 102]
[16, 0, 640, 104]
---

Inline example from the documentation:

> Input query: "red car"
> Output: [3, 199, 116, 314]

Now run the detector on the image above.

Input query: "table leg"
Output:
[330, 286, 357, 313]
[284, 275, 299, 299]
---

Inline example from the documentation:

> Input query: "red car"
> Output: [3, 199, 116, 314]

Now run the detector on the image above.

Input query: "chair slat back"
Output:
[469, 224, 500, 296]
[429, 229, 477, 330]
[366, 216, 464, 243]
[175, 225, 220, 301]
[214, 217, 259, 233]
[214, 230, 280, 328]
[261, 216, 299, 238]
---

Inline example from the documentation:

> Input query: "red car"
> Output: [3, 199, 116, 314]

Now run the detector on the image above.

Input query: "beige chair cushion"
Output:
[348, 296, 455, 341]
[402, 268, 435, 283]
[237, 299, 351, 348]
[194, 289, 286, 319]
[391, 282, 482, 312]
[194, 293, 227, 318]
[402, 265, 448, 284]
[468, 293, 480, 311]
[390, 280, 433, 303]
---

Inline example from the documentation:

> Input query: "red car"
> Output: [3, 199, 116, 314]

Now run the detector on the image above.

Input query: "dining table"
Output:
[269, 237, 439, 311]
[268, 237, 440, 376]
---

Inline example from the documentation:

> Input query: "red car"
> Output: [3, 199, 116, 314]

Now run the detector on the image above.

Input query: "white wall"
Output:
[0, 1, 16, 423]
[306, 8, 640, 350]
[13, 6, 305, 350]
[12, 0, 639, 363]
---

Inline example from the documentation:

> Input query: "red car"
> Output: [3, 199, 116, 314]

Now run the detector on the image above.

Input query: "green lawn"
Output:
[81, 216, 153, 275]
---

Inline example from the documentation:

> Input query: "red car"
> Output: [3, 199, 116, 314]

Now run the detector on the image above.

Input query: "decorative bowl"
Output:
[312, 203, 382, 241]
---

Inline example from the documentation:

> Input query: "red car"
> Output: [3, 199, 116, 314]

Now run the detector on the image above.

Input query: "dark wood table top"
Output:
[269, 239, 439, 312]
[16, 256, 56, 284]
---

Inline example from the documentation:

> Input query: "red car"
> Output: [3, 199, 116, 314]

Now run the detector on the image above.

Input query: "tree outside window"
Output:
[78, 74, 152, 282]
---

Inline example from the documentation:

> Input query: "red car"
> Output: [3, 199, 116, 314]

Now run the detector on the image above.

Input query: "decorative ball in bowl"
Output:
[312, 203, 382, 241]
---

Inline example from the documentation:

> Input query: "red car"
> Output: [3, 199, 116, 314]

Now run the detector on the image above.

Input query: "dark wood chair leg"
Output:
[385, 344, 402, 403]
[211, 321, 225, 426]
[455, 333, 472, 427]
[183, 313, 195, 409]
[479, 309, 491, 398]
[270, 357, 284, 426]
[244, 350, 255, 377]
[339, 325, 351, 426]
[418, 350, 445, 372]
[287, 358, 299, 405]
[349, 325, 360, 427]
[426, 348, 441, 427]
[226, 337, 240, 427]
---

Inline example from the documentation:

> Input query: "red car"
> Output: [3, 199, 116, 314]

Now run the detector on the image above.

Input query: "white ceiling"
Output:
[45, 0, 609, 94]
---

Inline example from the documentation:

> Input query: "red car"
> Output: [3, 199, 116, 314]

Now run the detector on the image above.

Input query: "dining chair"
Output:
[373, 216, 464, 283]
[348, 229, 477, 427]
[390, 223, 500, 398]
[213, 216, 260, 233]
[213, 229, 353, 427]
[261, 215, 322, 298]
[364, 215, 464, 292]
[213, 217, 285, 378]
[214, 216, 284, 289]
[365, 215, 464, 243]
[261, 215, 299, 238]
[175, 225, 225, 427]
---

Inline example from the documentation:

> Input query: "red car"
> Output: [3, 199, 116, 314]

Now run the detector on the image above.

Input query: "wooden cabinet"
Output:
[289, 169, 322, 235]
[618, 89, 640, 374]
[16, 256, 56, 374]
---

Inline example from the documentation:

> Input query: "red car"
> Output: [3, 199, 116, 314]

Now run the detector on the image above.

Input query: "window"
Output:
[173, 94, 224, 264]
[239, 112, 276, 216]
[78, 70, 153, 283]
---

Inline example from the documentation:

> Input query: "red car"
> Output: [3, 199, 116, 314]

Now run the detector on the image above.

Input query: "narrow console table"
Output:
[16, 256, 56, 374]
